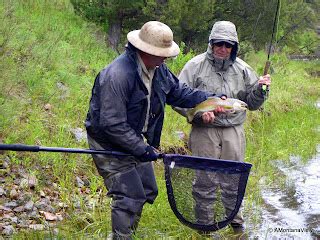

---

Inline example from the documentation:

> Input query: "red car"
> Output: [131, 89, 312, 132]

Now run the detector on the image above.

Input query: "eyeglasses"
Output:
[213, 41, 233, 49]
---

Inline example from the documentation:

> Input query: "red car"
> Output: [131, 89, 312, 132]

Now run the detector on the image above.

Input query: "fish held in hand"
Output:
[186, 97, 247, 122]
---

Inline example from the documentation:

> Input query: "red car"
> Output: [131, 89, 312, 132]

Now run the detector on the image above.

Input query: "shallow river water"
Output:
[249, 145, 320, 240]
[247, 100, 320, 240]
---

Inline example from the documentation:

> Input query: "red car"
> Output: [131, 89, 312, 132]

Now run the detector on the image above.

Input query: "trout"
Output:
[186, 97, 247, 122]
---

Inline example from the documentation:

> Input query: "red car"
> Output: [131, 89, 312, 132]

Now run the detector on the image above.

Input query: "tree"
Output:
[143, 0, 216, 52]
[71, 0, 145, 52]
[276, 0, 317, 50]
[71, 0, 318, 54]
[212, 0, 317, 54]
[71, 0, 217, 53]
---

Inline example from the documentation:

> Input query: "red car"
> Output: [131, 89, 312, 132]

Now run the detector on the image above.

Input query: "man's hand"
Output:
[258, 74, 271, 86]
[201, 104, 226, 124]
[139, 146, 159, 162]
[202, 111, 215, 123]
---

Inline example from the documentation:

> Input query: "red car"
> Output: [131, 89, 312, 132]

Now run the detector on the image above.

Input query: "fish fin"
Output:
[186, 109, 195, 122]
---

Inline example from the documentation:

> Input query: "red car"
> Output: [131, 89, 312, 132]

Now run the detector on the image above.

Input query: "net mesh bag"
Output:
[163, 154, 252, 232]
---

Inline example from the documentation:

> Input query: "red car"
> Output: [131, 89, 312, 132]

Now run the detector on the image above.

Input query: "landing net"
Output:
[163, 154, 252, 232]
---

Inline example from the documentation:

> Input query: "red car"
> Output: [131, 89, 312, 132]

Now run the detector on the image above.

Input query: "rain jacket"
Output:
[179, 21, 265, 127]
[85, 43, 212, 156]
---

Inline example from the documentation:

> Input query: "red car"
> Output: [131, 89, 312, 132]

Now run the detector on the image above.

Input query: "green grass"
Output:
[1, 0, 319, 239]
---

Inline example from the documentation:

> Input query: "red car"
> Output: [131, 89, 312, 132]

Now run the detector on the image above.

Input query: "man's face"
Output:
[212, 41, 233, 60]
[140, 51, 167, 69]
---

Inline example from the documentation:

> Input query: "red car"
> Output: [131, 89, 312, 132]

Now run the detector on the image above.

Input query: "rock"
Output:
[20, 175, 37, 189]
[2, 213, 14, 220]
[40, 211, 58, 221]
[9, 189, 19, 200]
[35, 198, 55, 213]
[70, 128, 87, 142]
[0, 186, 5, 196]
[3, 156, 10, 168]
[27, 176, 37, 189]
[17, 193, 32, 205]
[56, 213, 63, 221]
[18, 212, 28, 221]
[24, 200, 34, 211]
[13, 206, 24, 213]
[175, 131, 188, 142]
[57, 202, 68, 209]
[9, 216, 18, 224]
[82, 177, 90, 187]
[44, 103, 52, 111]
[48, 222, 57, 228]
[76, 176, 84, 188]
[53, 228, 59, 235]
[13, 178, 21, 185]
[4, 201, 18, 209]
[2, 225, 15, 235]
[19, 178, 28, 189]
[39, 190, 46, 197]
[1, 157, 10, 169]
[73, 199, 81, 209]
[28, 210, 40, 219]
[56, 81, 69, 99]
[29, 224, 45, 231]
[16, 223, 29, 229]
[0, 205, 12, 212]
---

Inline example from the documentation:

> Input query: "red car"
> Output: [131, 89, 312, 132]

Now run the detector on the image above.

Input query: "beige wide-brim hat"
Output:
[127, 21, 180, 58]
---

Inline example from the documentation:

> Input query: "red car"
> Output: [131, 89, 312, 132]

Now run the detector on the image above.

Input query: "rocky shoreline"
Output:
[0, 154, 102, 237]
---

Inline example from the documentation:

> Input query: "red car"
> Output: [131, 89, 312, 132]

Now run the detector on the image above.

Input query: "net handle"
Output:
[0, 143, 131, 156]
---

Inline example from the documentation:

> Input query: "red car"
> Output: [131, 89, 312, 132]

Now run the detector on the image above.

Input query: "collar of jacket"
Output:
[125, 42, 166, 97]
[125, 43, 150, 94]
[125, 43, 140, 71]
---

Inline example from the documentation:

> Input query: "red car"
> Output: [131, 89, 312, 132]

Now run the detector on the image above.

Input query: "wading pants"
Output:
[189, 125, 245, 226]
[87, 135, 158, 239]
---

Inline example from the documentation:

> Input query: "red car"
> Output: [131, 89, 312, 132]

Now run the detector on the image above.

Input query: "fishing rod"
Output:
[262, 0, 281, 96]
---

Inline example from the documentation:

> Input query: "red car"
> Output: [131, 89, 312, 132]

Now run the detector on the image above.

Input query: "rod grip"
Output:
[262, 61, 271, 94]
[263, 60, 271, 75]
[0, 144, 40, 152]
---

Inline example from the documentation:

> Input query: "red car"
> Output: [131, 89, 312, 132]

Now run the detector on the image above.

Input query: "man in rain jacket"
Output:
[85, 21, 218, 239]
[177, 21, 271, 233]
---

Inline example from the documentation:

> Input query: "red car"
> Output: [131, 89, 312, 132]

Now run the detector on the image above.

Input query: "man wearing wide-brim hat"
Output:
[85, 21, 219, 239]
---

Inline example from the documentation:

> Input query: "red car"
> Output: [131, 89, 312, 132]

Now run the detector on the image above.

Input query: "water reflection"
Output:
[250, 145, 320, 240]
